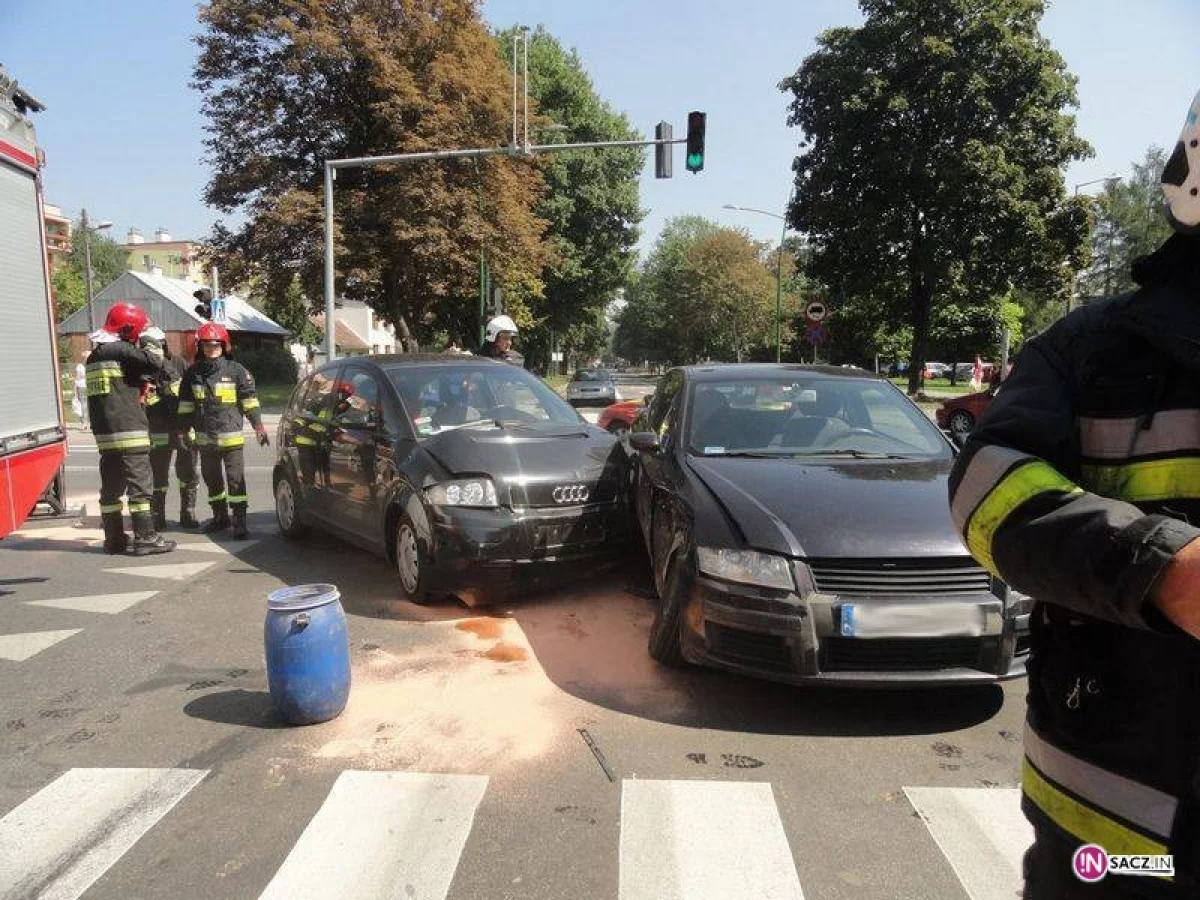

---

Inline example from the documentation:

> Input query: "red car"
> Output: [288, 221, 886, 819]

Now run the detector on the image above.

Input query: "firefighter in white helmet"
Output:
[475, 315, 524, 367]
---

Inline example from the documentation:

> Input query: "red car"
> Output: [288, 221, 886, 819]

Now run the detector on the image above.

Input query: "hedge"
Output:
[235, 347, 298, 385]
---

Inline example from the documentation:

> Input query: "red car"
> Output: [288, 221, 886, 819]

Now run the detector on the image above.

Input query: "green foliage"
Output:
[236, 347, 298, 385]
[193, 0, 549, 350]
[52, 265, 85, 323]
[496, 26, 643, 371]
[780, 0, 1091, 393]
[257, 276, 322, 345]
[615, 217, 776, 364]
[52, 222, 127, 323]
[1077, 146, 1175, 302]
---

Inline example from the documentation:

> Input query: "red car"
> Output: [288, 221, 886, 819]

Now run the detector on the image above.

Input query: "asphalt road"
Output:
[0, 409, 1030, 900]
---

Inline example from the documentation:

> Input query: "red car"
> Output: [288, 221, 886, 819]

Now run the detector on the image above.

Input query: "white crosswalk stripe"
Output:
[25, 591, 158, 614]
[0, 767, 207, 900]
[0, 770, 1034, 899]
[620, 779, 805, 900]
[905, 786, 1032, 900]
[103, 561, 216, 581]
[0, 628, 82, 661]
[259, 771, 489, 900]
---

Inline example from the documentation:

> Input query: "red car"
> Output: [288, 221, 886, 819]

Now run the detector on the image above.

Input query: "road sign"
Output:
[211, 298, 227, 324]
[804, 321, 829, 346]
[805, 299, 828, 323]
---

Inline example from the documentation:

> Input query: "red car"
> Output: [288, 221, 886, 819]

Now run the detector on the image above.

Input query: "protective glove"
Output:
[257, 428, 271, 447]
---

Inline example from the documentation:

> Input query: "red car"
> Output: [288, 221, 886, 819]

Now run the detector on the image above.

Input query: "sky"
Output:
[3, 0, 1198, 260]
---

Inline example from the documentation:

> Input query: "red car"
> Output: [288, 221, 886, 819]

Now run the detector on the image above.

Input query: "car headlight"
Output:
[696, 546, 795, 591]
[427, 478, 499, 508]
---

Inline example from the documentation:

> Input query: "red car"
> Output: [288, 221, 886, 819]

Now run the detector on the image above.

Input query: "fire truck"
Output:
[0, 65, 67, 537]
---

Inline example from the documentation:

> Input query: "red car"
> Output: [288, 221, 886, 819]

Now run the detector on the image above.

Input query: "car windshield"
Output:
[686, 376, 951, 459]
[387, 364, 581, 439]
[572, 370, 609, 382]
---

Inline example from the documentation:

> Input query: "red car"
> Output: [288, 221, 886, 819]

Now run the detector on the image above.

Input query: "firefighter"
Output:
[475, 315, 525, 367]
[179, 323, 269, 540]
[949, 88, 1200, 898]
[140, 332, 199, 529]
[85, 303, 176, 556]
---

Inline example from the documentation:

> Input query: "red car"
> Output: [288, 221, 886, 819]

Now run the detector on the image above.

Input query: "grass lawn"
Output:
[257, 382, 298, 413]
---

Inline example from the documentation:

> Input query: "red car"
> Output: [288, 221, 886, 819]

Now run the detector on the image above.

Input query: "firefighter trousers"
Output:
[150, 436, 198, 495]
[98, 449, 154, 517]
[1023, 824, 1185, 898]
[199, 445, 247, 511]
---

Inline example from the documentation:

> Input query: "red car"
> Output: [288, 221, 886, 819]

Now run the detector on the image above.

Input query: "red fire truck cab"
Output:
[0, 67, 67, 538]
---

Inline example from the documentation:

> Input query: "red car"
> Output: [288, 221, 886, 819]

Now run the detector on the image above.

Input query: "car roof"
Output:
[313, 354, 511, 374]
[680, 363, 883, 382]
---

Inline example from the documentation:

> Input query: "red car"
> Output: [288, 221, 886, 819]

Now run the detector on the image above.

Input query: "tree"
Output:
[1078, 146, 1174, 302]
[497, 27, 643, 371]
[193, 0, 549, 351]
[53, 220, 128, 323]
[780, 0, 1092, 394]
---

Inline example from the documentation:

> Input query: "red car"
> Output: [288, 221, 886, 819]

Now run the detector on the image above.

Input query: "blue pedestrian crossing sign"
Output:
[211, 298, 227, 324]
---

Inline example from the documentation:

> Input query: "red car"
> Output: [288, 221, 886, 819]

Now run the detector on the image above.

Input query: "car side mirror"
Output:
[629, 431, 661, 454]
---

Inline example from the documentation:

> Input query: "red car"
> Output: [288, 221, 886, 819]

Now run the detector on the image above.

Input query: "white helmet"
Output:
[1162, 88, 1200, 234]
[485, 315, 518, 343]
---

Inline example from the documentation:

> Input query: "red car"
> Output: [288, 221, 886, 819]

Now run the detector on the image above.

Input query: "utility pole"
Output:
[82, 207, 95, 334]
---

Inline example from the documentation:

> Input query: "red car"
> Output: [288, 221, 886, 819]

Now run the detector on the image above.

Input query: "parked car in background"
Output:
[952, 361, 996, 382]
[935, 383, 999, 444]
[566, 369, 621, 406]
[274, 355, 630, 606]
[922, 361, 950, 380]
[596, 397, 648, 438]
[627, 364, 1029, 686]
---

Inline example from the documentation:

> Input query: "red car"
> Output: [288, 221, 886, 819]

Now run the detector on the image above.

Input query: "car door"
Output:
[326, 366, 386, 538]
[291, 365, 341, 520]
[633, 370, 683, 548]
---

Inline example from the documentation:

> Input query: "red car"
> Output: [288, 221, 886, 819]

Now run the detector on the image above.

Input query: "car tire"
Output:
[949, 409, 975, 442]
[647, 555, 687, 668]
[274, 473, 308, 539]
[395, 513, 434, 605]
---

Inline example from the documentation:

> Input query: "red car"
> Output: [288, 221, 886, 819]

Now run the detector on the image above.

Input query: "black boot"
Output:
[179, 485, 199, 529]
[152, 492, 168, 531]
[201, 501, 230, 534]
[232, 506, 249, 540]
[129, 511, 176, 556]
[101, 511, 129, 555]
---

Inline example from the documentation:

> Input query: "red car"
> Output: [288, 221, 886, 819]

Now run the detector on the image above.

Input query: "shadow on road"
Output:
[183, 689, 288, 730]
[235, 513, 1009, 739]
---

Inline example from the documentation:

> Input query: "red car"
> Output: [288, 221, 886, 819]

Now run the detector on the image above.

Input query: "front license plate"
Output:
[839, 602, 986, 638]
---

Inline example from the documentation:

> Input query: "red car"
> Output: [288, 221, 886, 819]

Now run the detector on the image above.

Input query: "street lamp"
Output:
[723, 196, 794, 362]
[80, 208, 113, 334]
[1067, 174, 1123, 314]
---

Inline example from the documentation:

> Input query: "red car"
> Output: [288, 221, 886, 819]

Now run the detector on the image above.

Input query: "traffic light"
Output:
[685, 111, 706, 173]
[193, 287, 212, 320]
[655, 121, 673, 179]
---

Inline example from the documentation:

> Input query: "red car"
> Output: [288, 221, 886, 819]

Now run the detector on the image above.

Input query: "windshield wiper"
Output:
[697, 450, 794, 458]
[800, 449, 917, 459]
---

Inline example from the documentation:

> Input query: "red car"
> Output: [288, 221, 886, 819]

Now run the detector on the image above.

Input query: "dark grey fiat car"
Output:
[627, 364, 1031, 686]
[273, 355, 630, 605]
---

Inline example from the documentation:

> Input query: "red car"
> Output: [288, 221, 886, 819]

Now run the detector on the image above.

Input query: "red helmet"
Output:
[103, 303, 150, 341]
[196, 322, 230, 351]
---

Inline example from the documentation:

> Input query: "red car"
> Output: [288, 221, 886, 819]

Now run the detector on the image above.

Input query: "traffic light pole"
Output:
[322, 136, 688, 362]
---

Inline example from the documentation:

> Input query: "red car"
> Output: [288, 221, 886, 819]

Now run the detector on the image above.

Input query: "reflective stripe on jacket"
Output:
[86, 340, 163, 453]
[179, 356, 263, 447]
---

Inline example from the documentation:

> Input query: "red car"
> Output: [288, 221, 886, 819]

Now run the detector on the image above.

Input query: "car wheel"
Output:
[647, 555, 687, 667]
[275, 474, 308, 539]
[396, 514, 433, 605]
[607, 420, 630, 439]
[949, 409, 975, 441]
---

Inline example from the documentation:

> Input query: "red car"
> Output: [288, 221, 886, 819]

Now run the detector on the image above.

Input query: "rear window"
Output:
[572, 370, 610, 382]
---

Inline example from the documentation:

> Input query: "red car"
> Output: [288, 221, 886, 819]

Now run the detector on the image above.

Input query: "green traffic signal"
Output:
[687, 152, 703, 169]
[685, 111, 706, 174]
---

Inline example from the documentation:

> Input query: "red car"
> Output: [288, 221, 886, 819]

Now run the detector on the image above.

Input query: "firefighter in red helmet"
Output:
[86, 302, 176, 555]
[178, 322, 268, 539]
[139, 328, 199, 529]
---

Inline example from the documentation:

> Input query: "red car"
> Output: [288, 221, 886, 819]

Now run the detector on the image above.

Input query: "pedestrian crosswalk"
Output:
[0, 766, 1033, 900]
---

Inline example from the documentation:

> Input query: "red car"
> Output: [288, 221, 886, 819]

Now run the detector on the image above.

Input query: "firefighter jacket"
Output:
[178, 356, 263, 449]
[85, 340, 165, 452]
[145, 355, 188, 446]
[948, 233, 1200, 884]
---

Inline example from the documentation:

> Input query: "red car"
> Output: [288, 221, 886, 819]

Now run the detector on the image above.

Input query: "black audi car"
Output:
[273, 355, 630, 605]
[628, 364, 1031, 686]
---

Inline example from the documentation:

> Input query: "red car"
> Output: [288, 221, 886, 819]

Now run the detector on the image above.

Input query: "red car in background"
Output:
[936, 383, 999, 443]
[596, 397, 648, 437]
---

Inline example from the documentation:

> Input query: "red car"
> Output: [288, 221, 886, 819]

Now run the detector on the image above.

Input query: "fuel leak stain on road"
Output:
[481, 642, 528, 663]
[456, 617, 505, 640]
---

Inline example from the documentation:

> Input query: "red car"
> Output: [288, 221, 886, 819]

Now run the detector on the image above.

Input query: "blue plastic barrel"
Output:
[264, 584, 351, 725]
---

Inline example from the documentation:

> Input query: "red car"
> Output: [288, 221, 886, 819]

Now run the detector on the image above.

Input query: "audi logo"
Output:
[552, 484, 591, 504]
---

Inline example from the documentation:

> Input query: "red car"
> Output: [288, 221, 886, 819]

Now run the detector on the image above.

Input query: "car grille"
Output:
[820, 637, 982, 672]
[518, 480, 618, 508]
[705, 623, 794, 672]
[809, 559, 991, 596]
